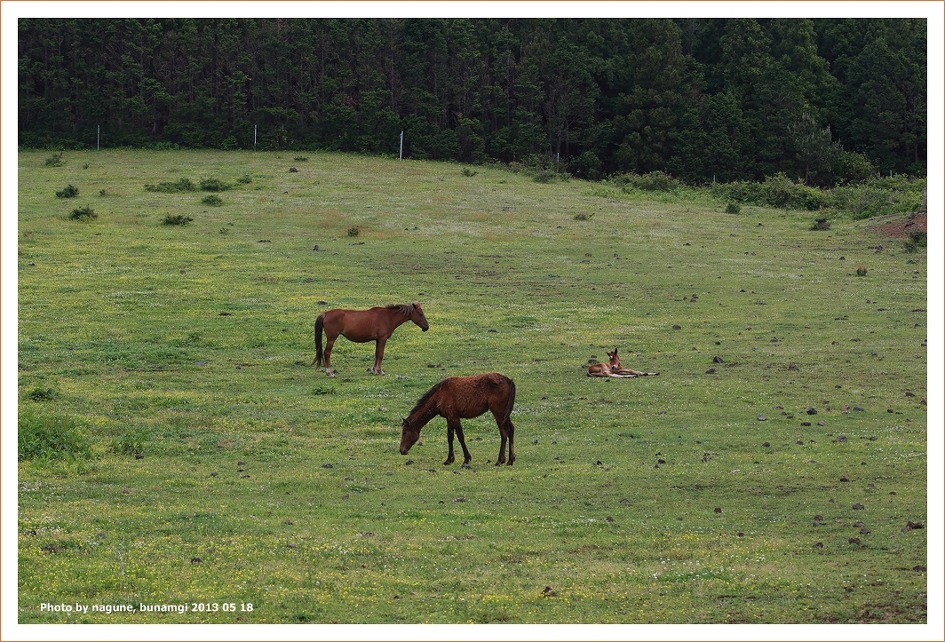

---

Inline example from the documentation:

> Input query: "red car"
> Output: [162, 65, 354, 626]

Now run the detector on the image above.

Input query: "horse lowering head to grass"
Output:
[399, 373, 516, 467]
[312, 302, 429, 377]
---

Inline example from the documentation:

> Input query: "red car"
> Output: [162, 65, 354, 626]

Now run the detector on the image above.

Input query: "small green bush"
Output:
[69, 206, 97, 221]
[725, 203, 741, 214]
[461, 168, 478, 177]
[855, 264, 868, 277]
[56, 184, 79, 198]
[202, 194, 223, 206]
[18, 409, 92, 462]
[347, 226, 361, 237]
[237, 175, 253, 184]
[44, 153, 64, 167]
[574, 213, 594, 221]
[903, 230, 926, 253]
[811, 217, 831, 231]
[618, 171, 681, 192]
[162, 214, 194, 226]
[199, 178, 230, 192]
[145, 178, 196, 193]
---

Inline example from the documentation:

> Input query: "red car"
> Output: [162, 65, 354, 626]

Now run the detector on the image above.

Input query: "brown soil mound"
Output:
[876, 212, 927, 238]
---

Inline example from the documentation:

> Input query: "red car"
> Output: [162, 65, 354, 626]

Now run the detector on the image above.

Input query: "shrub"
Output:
[461, 168, 478, 177]
[574, 213, 594, 221]
[202, 194, 223, 206]
[711, 174, 828, 211]
[618, 170, 681, 192]
[725, 203, 741, 214]
[347, 226, 361, 237]
[162, 214, 194, 226]
[44, 153, 64, 167]
[831, 176, 926, 220]
[56, 184, 79, 198]
[199, 177, 230, 192]
[18, 409, 92, 462]
[294, 156, 309, 162]
[237, 174, 253, 184]
[855, 265, 868, 277]
[145, 178, 196, 193]
[811, 217, 831, 231]
[903, 230, 926, 253]
[69, 206, 97, 221]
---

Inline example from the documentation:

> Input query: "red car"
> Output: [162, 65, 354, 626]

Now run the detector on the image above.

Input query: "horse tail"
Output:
[313, 314, 325, 367]
[502, 376, 516, 427]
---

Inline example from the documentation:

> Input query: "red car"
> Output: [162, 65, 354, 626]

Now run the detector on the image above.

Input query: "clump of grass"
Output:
[25, 384, 58, 402]
[162, 214, 194, 226]
[294, 155, 309, 162]
[202, 194, 223, 206]
[347, 226, 360, 237]
[145, 178, 196, 193]
[903, 230, 926, 253]
[811, 217, 831, 231]
[68, 206, 97, 221]
[725, 203, 741, 214]
[199, 178, 230, 192]
[237, 175, 253, 184]
[574, 213, 594, 221]
[18, 409, 92, 462]
[462, 168, 478, 177]
[44, 152, 64, 167]
[110, 432, 145, 458]
[56, 184, 79, 198]
[855, 264, 868, 277]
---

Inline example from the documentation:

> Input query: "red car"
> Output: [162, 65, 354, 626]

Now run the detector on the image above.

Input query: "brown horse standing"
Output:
[587, 348, 659, 378]
[399, 373, 516, 467]
[313, 303, 429, 376]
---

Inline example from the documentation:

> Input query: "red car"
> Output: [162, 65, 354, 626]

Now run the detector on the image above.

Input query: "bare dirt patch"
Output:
[876, 212, 927, 238]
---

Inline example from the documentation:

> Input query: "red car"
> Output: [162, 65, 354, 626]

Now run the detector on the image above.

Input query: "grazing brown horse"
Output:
[587, 348, 659, 378]
[399, 373, 516, 467]
[313, 303, 429, 376]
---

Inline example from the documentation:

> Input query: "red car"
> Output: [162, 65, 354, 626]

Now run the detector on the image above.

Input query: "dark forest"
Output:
[18, 18, 927, 184]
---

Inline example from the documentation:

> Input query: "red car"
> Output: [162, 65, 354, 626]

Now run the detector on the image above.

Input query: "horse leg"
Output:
[454, 421, 472, 468]
[506, 419, 516, 465]
[323, 335, 338, 377]
[495, 424, 508, 466]
[444, 421, 456, 465]
[370, 337, 388, 375]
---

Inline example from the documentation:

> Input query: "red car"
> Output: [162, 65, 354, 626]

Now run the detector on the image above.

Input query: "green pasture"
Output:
[16, 150, 927, 623]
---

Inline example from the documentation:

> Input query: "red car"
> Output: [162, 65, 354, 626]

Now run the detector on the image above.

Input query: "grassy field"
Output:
[14, 149, 928, 624]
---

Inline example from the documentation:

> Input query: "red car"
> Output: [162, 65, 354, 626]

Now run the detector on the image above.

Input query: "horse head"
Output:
[411, 302, 429, 332]
[399, 417, 421, 455]
[607, 348, 621, 368]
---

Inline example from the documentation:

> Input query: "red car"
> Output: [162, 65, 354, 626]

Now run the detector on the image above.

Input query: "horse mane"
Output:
[408, 379, 446, 417]
[385, 303, 414, 316]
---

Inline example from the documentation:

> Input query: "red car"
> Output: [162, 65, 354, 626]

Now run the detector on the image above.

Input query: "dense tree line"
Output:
[18, 18, 927, 184]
